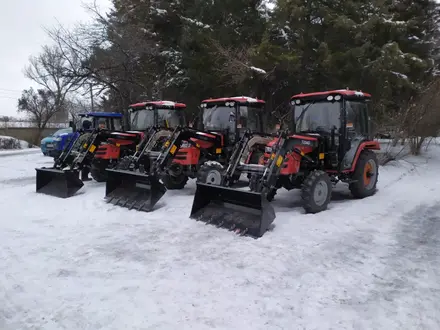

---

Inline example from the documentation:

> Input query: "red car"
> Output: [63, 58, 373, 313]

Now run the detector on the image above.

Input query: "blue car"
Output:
[40, 127, 73, 157]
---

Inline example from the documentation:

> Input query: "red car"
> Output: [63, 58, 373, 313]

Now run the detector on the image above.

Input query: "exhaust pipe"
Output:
[189, 182, 275, 238]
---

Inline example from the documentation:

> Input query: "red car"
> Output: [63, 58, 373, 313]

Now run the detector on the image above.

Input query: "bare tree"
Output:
[17, 88, 59, 144]
[398, 77, 440, 155]
[24, 45, 83, 122]
[209, 38, 272, 86]
[43, 1, 159, 111]
[64, 97, 91, 126]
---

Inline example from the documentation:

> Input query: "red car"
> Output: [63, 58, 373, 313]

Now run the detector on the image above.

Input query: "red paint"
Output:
[289, 134, 318, 141]
[107, 138, 135, 146]
[326, 140, 381, 174]
[110, 132, 139, 138]
[348, 141, 380, 172]
[206, 131, 224, 146]
[281, 153, 300, 175]
[195, 131, 217, 139]
[129, 101, 187, 109]
[201, 96, 265, 105]
[189, 137, 214, 149]
[95, 144, 120, 160]
[172, 147, 200, 166]
[291, 89, 371, 100]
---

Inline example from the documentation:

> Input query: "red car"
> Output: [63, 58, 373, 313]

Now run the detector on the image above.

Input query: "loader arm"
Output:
[150, 126, 222, 174]
[54, 131, 82, 168]
[70, 129, 111, 169]
[222, 130, 279, 186]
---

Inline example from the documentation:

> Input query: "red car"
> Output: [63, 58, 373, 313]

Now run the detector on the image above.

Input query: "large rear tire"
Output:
[301, 170, 332, 213]
[349, 150, 379, 198]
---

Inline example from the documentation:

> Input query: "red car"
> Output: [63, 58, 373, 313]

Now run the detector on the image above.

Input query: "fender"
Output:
[339, 140, 380, 172]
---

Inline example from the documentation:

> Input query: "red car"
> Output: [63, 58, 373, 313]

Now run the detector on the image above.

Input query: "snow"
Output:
[180, 16, 211, 29]
[390, 71, 409, 79]
[230, 96, 262, 103]
[249, 66, 267, 74]
[1, 141, 440, 329]
[0, 135, 33, 150]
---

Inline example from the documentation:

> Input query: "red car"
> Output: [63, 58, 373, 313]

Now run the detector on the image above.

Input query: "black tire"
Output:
[301, 170, 332, 213]
[349, 150, 379, 198]
[162, 173, 188, 190]
[196, 162, 224, 185]
[249, 174, 276, 201]
[90, 163, 108, 182]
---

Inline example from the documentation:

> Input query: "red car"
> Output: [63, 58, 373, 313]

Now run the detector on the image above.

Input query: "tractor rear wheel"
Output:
[349, 150, 379, 198]
[301, 170, 332, 213]
[162, 173, 188, 190]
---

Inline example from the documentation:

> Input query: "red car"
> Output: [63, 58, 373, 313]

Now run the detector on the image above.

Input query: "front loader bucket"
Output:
[190, 183, 275, 238]
[36, 167, 84, 198]
[105, 169, 167, 212]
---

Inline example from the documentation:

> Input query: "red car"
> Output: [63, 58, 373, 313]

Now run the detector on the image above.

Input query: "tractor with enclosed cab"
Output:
[35, 101, 187, 198]
[104, 96, 272, 212]
[190, 89, 380, 238]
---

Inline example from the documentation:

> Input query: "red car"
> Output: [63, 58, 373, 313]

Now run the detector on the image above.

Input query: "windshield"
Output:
[157, 109, 185, 128]
[53, 128, 72, 136]
[294, 101, 341, 133]
[130, 109, 155, 130]
[130, 108, 184, 130]
[202, 106, 263, 132]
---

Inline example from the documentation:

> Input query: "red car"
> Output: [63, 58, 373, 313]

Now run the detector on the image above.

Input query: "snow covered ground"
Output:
[0, 135, 32, 150]
[1, 142, 440, 330]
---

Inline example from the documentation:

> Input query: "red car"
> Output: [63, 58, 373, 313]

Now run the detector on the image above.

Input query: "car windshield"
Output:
[53, 128, 72, 136]
[157, 109, 185, 128]
[130, 109, 155, 130]
[294, 101, 341, 133]
[202, 105, 262, 132]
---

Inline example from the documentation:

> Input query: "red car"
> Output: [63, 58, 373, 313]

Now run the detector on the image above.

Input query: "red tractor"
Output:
[90, 101, 186, 182]
[104, 96, 271, 211]
[190, 89, 381, 237]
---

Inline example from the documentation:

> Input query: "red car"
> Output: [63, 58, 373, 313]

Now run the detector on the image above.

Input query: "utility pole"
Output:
[89, 83, 94, 111]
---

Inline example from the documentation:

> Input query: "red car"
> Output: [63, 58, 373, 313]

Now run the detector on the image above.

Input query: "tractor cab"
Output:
[289, 89, 378, 171]
[200, 96, 265, 145]
[128, 101, 186, 131]
[291, 90, 371, 139]
[78, 112, 123, 131]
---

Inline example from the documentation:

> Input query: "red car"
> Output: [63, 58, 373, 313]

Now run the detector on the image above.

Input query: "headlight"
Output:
[265, 146, 272, 153]
[54, 137, 62, 141]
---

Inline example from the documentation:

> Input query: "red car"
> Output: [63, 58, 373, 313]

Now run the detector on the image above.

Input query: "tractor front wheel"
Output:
[90, 162, 108, 182]
[301, 170, 332, 213]
[349, 150, 379, 198]
[197, 163, 224, 185]
[162, 173, 188, 190]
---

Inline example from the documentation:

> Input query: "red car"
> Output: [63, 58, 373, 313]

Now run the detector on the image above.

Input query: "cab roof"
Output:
[129, 101, 186, 109]
[78, 112, 123, 118]
[201, 96, 265, 106]
[291, 89, 371, 101]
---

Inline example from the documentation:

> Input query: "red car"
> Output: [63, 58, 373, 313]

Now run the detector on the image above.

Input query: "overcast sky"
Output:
[0, 0, 111, 117]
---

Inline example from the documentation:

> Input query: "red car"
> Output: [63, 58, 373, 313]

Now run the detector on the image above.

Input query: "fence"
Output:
[0, 120, 68, 129]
